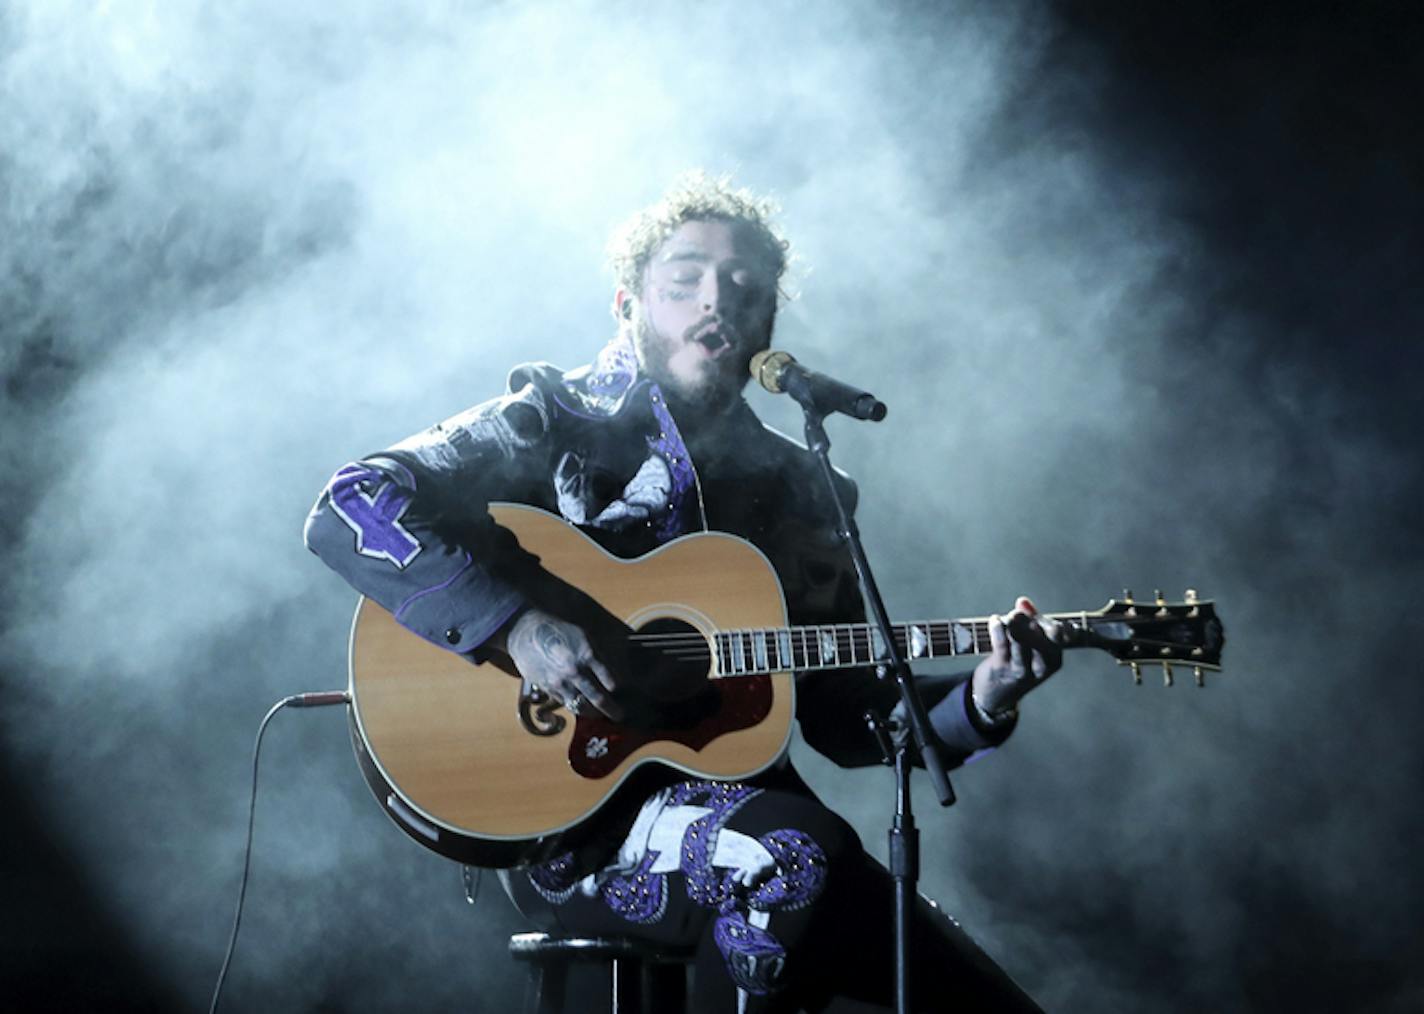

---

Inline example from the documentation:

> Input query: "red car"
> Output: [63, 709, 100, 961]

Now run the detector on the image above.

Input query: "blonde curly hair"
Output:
[607, 171, 790, 298]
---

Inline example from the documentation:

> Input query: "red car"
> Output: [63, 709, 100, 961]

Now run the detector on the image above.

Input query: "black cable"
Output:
[209, 691, 348, 1014]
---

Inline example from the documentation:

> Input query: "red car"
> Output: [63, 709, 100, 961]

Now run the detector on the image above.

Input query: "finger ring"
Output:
[565, 696, 582, 716]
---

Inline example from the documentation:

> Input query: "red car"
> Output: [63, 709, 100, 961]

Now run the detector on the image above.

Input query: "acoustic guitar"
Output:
[345, 503, 1225, 867]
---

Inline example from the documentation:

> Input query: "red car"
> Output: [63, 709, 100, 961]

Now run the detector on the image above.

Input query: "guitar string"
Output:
[627, 622, 1204, 669]
[623, 610, 1191, 642]
[631, 623, 1031, 650]
[620, 606, 1211, 680]
[626, 611, 1204, 642]
[628, 625, 1184, 649]
[643, 632, 1198, 655]
[629, 634, 1205, 674]
[642, 623, 1197, 643]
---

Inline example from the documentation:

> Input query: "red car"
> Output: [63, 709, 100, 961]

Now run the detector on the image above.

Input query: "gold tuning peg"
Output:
[1122, 588, 1134, 603]
[1162, 662, 1174, 687]
[1185, 588, 1199, 604]
[1130, 661, 1142, 685]
[1155, 589, 1165, 606]
[1194, 666, 1205, 687]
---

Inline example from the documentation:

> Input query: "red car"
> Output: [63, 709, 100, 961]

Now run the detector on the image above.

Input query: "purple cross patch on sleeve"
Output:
[325, 463, 423, 569]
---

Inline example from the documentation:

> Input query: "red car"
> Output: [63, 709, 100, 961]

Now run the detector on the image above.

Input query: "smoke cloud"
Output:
[2, 1, 1419, 1010]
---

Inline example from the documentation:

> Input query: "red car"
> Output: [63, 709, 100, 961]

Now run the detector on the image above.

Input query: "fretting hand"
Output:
[970, 596, 1066, 716]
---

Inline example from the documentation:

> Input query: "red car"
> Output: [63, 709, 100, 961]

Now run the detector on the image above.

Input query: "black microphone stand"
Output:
[795, 395, 956, 1014]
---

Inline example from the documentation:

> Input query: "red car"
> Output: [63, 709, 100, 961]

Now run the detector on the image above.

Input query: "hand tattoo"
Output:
[532, 621, 571, 663]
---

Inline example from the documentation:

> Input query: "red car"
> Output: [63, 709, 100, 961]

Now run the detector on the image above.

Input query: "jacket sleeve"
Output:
[302, 366, 558, 654]
[791, 482, 1016, 769]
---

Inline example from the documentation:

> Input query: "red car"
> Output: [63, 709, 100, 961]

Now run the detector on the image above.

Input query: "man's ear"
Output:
[613, 287, 636, 323]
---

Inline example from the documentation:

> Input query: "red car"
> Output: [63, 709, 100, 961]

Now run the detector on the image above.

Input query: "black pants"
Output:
[503, 783, 1041, 1013]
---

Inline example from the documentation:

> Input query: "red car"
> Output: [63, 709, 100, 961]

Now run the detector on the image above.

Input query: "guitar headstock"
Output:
[1077, 589, 1225, 686]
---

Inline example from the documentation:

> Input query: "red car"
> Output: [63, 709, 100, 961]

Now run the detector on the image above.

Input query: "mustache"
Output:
[684, 316, 738, 346]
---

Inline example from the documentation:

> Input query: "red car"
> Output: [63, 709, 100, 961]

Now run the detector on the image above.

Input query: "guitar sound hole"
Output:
[631, 617, 714, 714]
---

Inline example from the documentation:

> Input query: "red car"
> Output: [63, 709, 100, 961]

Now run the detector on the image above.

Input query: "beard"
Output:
[632, 311, 765, 419]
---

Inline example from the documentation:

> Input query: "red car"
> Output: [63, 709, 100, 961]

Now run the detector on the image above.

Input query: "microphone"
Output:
[749, 350, 887, 422]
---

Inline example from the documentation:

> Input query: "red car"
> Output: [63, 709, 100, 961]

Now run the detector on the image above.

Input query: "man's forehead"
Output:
[654, 220, 769, 266]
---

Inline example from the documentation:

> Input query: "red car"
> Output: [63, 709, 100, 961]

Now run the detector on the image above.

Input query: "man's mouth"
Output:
[694, 330, 733, 357]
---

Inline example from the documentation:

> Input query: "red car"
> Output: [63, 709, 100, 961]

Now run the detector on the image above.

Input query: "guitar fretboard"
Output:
[707, 613, 1090, 677]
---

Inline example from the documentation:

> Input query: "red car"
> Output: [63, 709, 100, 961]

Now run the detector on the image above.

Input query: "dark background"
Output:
[2, 2, 1420, 1011]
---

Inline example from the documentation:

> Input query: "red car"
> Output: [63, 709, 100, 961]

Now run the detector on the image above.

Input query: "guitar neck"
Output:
[709, 612, 1093, 678]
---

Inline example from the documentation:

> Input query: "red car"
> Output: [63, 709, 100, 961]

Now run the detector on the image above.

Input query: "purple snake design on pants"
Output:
[525, 780, 828, 996]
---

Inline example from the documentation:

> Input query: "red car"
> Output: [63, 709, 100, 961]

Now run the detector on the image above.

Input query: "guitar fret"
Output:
[933, 621, 954, 657]
[753, 630, 768, 672]
[835, 625, 853, 666]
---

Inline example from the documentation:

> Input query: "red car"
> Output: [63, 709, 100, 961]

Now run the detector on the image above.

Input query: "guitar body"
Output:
[348, 504, 795, 868]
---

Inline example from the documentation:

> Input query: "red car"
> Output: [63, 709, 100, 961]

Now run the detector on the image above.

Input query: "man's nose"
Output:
[699, 272, 721, 313]
[702, 272, 745, 318]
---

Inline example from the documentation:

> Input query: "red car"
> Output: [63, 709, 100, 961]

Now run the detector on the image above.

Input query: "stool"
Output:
[509, 932, 693, 1014]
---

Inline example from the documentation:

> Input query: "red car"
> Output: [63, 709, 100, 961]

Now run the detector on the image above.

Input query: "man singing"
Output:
[305, 174, 1061, 1012]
